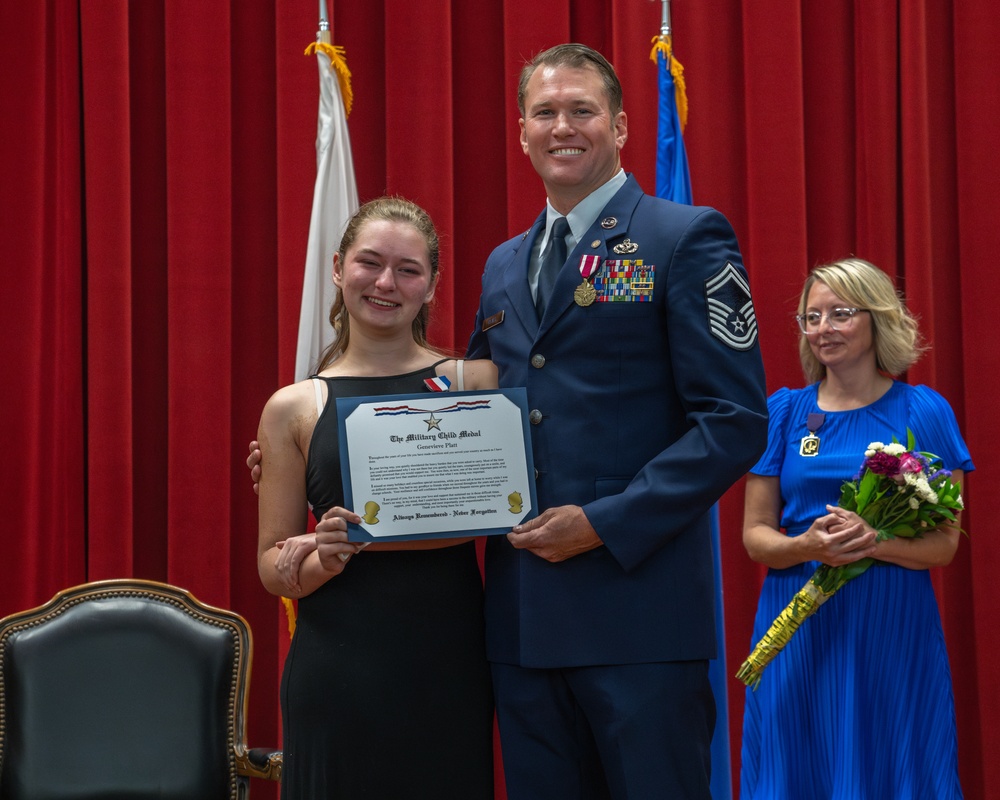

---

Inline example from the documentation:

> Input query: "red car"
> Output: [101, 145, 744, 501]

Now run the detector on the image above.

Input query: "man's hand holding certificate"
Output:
[337, 388, 537, 541]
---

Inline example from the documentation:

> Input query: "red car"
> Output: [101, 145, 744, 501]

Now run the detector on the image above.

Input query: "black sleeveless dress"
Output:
[280, 365, 494, 799]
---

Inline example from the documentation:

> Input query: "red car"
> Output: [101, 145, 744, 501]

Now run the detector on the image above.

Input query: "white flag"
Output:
[295, 36, 359, 381]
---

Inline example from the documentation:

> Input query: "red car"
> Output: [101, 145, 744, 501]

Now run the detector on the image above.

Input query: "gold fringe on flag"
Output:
[281, 596, 297, 637]
[649, 35, 688, 132]
[305, 41, 354, 117]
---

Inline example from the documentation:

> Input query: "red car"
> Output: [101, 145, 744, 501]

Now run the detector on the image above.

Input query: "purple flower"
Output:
[928, 468, 953, 487]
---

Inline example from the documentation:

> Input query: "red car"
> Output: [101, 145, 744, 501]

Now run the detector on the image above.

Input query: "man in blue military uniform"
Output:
[466, 44, 767, 799]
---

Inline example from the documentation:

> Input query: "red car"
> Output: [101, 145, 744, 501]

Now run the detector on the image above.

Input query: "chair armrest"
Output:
[234, 746, 283, 782]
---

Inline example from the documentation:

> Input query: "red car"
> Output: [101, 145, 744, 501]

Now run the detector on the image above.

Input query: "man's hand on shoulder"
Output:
[508, 505, 603, 562]
[247, 440, 262, 495]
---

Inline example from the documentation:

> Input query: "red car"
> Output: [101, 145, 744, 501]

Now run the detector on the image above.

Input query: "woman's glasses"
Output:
[795, 307, 867, 334]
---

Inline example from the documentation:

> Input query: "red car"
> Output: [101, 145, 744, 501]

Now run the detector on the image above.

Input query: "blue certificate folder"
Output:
[336, 387, 538, 542]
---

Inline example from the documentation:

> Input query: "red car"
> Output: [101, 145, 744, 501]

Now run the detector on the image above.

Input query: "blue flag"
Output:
[654, 47, 692, 204]
[652, 36, 731, 800]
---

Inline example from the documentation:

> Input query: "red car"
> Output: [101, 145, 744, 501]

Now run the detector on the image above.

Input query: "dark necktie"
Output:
[535, 216, 570, 318]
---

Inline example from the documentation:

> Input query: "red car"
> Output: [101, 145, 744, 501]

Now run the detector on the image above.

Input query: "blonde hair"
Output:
[798, 258, 926, 383]
[316, 197, 440, 371]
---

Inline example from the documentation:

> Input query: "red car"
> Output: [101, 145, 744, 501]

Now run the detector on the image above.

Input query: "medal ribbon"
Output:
[578, 255, 601, 281]
[799, 412, 826, 457]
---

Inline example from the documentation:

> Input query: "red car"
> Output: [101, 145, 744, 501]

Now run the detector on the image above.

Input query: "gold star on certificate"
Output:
[424, 413, 442, 431]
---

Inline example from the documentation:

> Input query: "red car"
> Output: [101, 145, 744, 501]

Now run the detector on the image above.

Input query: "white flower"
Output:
[909, 496, 920, 509]
[867, 442, 885, 454]
[903, 473, 938, 504]
[884, 443, 906, 456]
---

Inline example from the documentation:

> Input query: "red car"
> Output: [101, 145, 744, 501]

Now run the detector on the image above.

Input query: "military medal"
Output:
[800, 412, 825, 457]
[574, 282, 597, 306]
[574, 255, 602, 306]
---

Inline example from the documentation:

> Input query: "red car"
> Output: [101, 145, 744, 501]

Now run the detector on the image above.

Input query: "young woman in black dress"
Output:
[256, 197, 497, 799]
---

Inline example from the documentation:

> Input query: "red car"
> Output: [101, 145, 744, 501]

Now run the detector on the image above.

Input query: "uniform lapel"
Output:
[502, 212, 546, 335]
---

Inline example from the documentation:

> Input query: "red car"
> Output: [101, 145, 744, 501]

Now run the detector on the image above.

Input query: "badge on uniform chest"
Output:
[800, 412, 826, 457]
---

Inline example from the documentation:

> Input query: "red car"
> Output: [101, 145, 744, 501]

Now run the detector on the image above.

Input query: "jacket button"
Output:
[531, 353, 546, 368]
[528, 409, 543, 425]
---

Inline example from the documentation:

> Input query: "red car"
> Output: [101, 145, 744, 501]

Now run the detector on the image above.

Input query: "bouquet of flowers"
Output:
[735, 431, 964, 690]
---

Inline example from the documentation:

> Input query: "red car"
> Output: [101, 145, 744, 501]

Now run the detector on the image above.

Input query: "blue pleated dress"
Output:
[740, 381, 972, 800]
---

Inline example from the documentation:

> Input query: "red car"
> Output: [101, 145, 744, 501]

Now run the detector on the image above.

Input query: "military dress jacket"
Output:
[466, 175, 768, 668]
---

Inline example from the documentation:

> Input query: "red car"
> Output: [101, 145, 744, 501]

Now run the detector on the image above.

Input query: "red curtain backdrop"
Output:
[2, 2, 997, 798]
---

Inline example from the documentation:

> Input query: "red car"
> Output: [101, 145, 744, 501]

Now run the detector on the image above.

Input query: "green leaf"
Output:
[839, 482, 858, 510]
[837, 557, 875, 583]
[856, 471, 879, 509]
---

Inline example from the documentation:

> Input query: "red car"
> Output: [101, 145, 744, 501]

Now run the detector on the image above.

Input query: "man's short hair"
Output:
[517, 43, 624, 117]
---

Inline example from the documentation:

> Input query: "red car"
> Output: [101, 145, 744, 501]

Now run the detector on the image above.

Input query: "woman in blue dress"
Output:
[740, 258, 971, 799]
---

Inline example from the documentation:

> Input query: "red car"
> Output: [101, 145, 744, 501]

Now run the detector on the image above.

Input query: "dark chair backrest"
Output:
[0, 580, 264, 800]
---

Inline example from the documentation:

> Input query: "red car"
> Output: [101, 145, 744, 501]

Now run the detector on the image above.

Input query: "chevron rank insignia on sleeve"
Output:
[704, 262, 758, 351]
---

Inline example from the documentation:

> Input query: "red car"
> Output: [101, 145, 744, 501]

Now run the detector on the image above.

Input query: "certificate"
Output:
[336, 388, 537, 542]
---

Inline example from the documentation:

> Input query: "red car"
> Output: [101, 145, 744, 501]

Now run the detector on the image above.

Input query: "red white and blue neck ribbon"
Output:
[424, 375, 451, 392]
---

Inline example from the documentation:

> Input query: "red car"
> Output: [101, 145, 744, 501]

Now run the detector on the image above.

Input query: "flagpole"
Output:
[295, 0, 358, 381]
[318, 0, 330, 44]
[651, 6, 730, 795]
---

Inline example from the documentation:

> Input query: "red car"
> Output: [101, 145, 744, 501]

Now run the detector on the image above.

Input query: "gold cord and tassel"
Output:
[281, 596, 297, 637]
[649, 35, 688, 132]
[305, 41, 354, 117]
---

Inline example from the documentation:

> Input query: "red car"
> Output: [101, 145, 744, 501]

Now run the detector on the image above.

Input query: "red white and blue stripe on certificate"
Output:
[424, 375, 451, 392]
[373, 398, 492, 417]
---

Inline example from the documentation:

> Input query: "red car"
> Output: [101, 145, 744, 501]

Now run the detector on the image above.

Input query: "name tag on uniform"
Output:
[482, 310, 504, 331]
